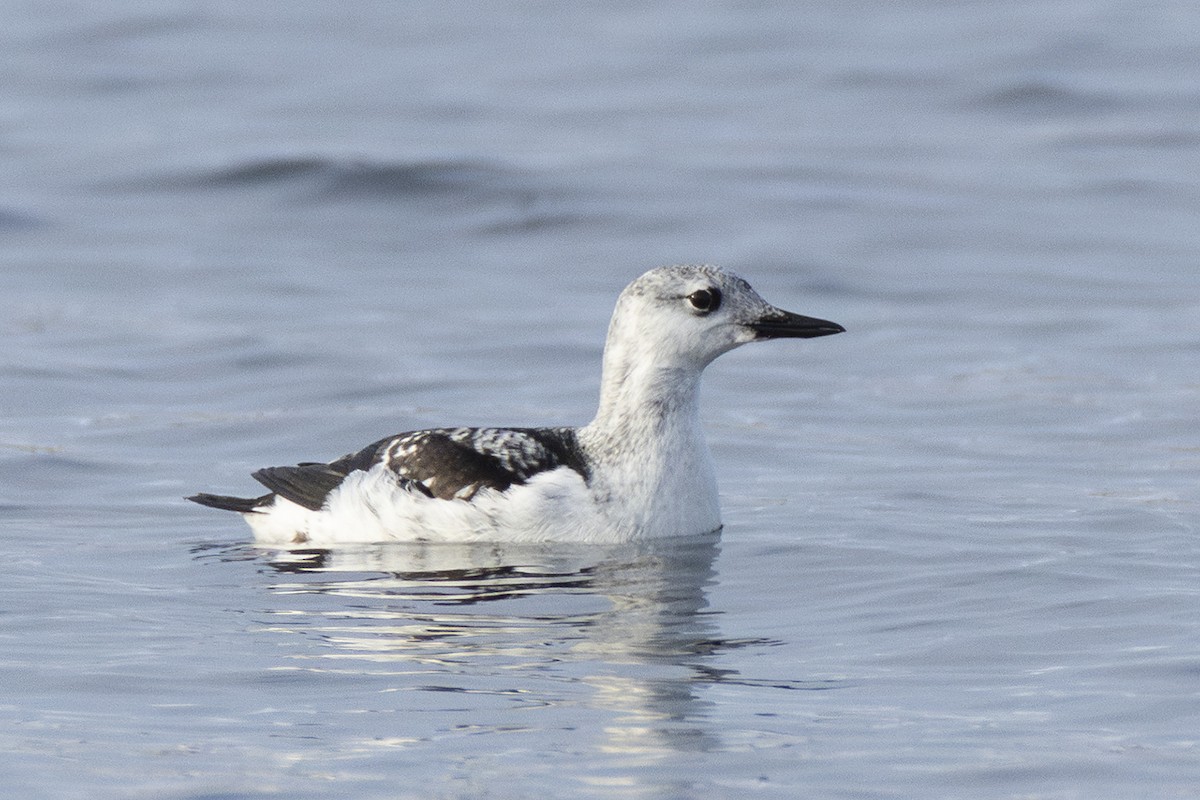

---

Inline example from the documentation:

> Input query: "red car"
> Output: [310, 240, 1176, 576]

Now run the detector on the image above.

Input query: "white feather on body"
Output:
[245, 406, 722, 545]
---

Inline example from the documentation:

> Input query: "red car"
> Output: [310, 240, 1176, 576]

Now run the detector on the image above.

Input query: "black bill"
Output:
[749, 309, 845, 340]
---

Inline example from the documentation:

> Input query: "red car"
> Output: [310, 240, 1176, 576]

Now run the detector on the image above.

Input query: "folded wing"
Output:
[241, 426, 588, 512]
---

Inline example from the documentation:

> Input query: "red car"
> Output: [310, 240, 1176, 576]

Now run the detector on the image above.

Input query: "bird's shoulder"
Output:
[377, 426, 589, 499]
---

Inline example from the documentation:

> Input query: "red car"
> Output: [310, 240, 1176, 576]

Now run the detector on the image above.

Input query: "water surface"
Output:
[2, 2, 1199, 798]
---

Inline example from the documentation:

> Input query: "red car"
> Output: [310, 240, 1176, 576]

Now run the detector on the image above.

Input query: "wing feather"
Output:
[238, 426, 586, 511]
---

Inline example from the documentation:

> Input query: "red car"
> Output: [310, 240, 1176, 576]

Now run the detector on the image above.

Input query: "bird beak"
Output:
[749, 308, 845, 340]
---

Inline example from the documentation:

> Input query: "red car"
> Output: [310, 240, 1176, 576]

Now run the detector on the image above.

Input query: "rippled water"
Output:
[3, 2, 1200, 798]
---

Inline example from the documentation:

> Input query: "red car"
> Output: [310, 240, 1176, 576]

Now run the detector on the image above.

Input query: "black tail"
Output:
[187, 492, 272, 513]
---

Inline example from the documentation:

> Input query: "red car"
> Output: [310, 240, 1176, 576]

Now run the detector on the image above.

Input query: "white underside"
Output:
[244, 462, 721, 546]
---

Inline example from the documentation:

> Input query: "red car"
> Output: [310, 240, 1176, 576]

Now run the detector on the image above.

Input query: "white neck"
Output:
[578, 318, 721, 537]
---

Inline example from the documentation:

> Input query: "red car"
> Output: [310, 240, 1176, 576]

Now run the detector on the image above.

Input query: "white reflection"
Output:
[229, 536, 729, 770]
[192, 532, 827, 797]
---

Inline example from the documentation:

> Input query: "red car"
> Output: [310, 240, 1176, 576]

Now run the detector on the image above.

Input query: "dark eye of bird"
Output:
[687, 287, 721, 314]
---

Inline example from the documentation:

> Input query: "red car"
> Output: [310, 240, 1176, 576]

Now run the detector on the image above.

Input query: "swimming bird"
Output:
[188, 265, 843, 544]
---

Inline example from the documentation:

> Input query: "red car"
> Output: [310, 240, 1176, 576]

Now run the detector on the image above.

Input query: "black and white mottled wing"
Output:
[380, 427, 589, 500]
[244, 426, 589, 511]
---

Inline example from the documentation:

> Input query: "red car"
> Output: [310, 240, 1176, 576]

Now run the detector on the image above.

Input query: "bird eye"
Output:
[686, 287, 721, 314]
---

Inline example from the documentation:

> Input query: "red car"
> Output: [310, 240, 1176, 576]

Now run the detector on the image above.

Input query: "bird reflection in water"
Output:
[193, 533, 841, 780]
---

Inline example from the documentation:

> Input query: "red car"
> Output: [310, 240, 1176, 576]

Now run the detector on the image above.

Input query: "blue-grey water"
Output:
[3, 2, 1199, 798]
